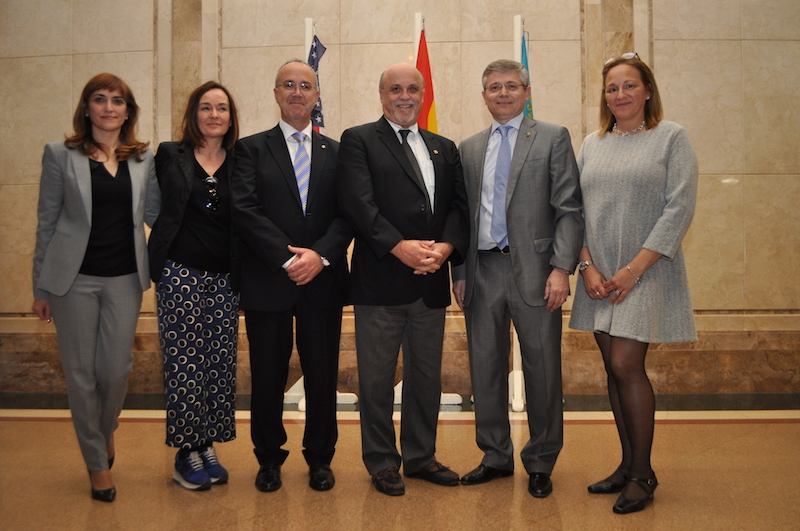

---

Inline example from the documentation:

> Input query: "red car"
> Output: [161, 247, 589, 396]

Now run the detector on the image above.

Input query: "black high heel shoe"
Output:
[91, 486, 117, 502]
[89, 469, 116, 502]
[612, 476, 658, 514]
[587, 467, 630, 494]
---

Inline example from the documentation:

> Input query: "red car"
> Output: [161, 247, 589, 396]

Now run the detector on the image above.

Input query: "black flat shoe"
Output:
[613, 477, 658, 514]
[588, 467, 629, 494]
[91, 486, 116, 502]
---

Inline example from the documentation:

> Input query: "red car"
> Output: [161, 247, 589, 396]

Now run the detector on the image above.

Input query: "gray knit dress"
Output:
[569, 121, 698, 343]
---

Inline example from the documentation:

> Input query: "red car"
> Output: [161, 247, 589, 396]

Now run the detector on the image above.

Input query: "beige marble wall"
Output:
[1, 0, 799, 328]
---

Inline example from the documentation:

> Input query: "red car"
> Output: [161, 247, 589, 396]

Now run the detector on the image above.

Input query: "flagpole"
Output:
[305, 17, 314, 58]
[414, 12, 423, 60]
[509, 14, 526, 413]
[513, 15, 523, 63]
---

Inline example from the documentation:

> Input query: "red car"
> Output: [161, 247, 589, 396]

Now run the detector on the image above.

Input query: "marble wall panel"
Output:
[0, 185, 39, 313]
[0, 57, 74, 186]
[0, 0, 72, 59]
[340, 0, 461, 44]
[741, 0, 800, 40]
[461, 0, 581, 42]
[338, 43, 416, 132]
[223, 0, 341, 48]
[743, 174, 800, 309]
[742, 41, 800, 175]
[424, 42, 463, 143]
[655, 40, 744, 175]
[652, 0, 741, 40]
[221, 46, 309, 138]
[682, 175, 745, 310]
[72, 0, 154, 54]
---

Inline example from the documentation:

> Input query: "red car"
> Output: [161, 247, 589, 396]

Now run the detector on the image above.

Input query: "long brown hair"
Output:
[65, 73, 149, 161]
[598, 55, 663, 137]
[180, 82, 240, 150]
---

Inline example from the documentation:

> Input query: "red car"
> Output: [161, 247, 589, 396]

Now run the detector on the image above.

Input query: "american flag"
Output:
[307, 35, 326, 131]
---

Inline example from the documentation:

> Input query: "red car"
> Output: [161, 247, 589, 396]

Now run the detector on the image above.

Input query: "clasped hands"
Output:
[286, 245, 324, 286]
[582, 265, 638, 304]
[391, 239, 453, 276]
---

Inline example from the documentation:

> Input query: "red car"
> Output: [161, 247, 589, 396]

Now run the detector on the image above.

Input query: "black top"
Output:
[167, 155, 232, 273]
[79, 159, 137, 277]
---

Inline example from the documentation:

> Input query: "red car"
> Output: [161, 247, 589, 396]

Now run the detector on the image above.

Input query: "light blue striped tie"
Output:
[292, 132, 310, 214]
[490, 125, 512, 249]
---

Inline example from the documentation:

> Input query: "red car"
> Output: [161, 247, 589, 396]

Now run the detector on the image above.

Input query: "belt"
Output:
[479, 246, 510, 255]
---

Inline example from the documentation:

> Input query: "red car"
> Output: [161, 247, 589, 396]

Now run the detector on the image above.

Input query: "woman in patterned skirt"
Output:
[148, 82, 240, 490]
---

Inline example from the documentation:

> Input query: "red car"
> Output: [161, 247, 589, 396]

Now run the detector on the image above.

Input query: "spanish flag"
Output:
[415, 30, 438, 133]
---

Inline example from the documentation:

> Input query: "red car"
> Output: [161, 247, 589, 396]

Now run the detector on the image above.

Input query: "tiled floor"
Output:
[2, 409, 799, 530]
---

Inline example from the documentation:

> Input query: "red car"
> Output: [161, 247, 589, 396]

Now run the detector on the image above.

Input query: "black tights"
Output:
[595, 332, 656, 498]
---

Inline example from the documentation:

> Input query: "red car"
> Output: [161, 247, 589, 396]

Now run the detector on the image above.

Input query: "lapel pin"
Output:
[433, 149, 439, 154]
[526, 132, 531, 137]
[321, 144, 327, 149]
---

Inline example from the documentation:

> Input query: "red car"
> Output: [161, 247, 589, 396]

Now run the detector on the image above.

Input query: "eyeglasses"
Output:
[486, 82, 526, 94]
[276, 81, 315, 92]
[204, 175, 219, 211]
[604, 52, 639, 66]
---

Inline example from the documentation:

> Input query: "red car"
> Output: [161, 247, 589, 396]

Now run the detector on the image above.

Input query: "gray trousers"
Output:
[354, 299, 445, 475]
[464, 252, 563, 474]
[50, 273, 142, 471]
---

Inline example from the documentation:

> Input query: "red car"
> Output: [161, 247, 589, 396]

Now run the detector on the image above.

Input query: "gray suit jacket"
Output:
[33, 142, 161, 299]
[453, 117, 583, 307]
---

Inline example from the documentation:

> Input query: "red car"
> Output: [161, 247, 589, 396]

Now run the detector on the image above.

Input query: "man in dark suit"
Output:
[231, 60, 351, 493]
[337, 62, 468, 496]
[452, 59, 583, 498]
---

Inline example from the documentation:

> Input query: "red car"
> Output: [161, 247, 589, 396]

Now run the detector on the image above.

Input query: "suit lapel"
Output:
[467, 128, 491, 223]
[264, 125, 303, 211]
[177, 142, 195, 191]
[128, 153, 145, 220]
[307, 130, 330, 211]
[377, 117, 429, 198]
[506, 117, 537, 203]
[69, 149, 93, 223]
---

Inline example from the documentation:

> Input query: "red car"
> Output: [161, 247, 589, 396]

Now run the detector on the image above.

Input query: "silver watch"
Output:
[578, 260, 593, 271]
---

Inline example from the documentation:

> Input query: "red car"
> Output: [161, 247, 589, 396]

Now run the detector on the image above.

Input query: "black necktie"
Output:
[399, 129, 426, 192]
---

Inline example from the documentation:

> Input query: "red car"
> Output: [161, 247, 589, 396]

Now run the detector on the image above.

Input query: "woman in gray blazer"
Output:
[31, 73, 160, 502]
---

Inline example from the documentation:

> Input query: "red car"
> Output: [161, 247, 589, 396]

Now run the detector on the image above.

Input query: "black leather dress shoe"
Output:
[528, 473, 553, 498]
[91, 486, 116, 502]
[255, 463, 282, 492]
[460, 464, 513, 485]
[309, 463, 335, 491]
[405, 460, 460, 486]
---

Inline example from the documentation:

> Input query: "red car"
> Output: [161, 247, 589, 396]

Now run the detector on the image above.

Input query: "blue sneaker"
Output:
[199, 446, 229, 484]
[173, 450, 211, 491]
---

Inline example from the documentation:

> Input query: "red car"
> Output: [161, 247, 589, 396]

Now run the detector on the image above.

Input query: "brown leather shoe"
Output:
[405, 460, 460, 486]
[372, 467, 405, 496]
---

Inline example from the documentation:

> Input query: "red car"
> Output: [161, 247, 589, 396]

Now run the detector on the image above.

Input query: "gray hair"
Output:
[481, 59, 530, 89]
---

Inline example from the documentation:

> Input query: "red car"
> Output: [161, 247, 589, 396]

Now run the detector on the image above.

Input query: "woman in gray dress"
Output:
[569, 53, 698, 514]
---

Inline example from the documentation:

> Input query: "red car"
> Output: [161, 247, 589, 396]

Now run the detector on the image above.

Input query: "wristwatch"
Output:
[578, 260, 593, 271]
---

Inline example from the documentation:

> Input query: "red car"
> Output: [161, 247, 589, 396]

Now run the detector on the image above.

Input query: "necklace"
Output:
[612, 121, 646, 136]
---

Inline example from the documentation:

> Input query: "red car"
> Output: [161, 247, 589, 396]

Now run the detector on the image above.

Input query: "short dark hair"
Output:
[598, 55, 663, 136]
[65, 73, 149, 161]
[180, 81, 240, 150]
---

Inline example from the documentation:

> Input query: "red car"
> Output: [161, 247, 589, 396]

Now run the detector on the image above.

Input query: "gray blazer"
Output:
[453, 117, 583, 307]
[32, 142, 161, 299]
